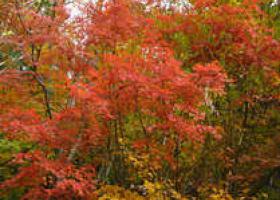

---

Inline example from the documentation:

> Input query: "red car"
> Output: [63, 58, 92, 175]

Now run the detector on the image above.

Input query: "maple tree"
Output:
[0, 0, 279, 199]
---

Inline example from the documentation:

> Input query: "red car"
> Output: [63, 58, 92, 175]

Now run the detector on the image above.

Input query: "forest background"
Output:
[0, 0, 279, 199]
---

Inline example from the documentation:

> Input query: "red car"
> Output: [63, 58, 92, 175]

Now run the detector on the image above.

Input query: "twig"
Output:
[33, 73, 53, 119]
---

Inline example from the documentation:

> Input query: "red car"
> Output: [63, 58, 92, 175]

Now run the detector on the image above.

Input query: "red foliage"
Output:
[0, 0, 228, 198]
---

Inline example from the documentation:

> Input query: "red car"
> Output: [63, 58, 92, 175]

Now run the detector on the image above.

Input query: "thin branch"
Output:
[33, 73, 52, 119]
[67, 114, 87, 162]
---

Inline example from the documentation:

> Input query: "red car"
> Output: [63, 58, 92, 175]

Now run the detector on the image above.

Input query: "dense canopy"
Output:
[0, 0, 279, 199]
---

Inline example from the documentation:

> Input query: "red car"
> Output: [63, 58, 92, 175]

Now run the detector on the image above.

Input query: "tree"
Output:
[0, 0, 279, 199]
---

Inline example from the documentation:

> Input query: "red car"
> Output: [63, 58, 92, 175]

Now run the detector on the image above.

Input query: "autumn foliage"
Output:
[0, 0, 279, 199]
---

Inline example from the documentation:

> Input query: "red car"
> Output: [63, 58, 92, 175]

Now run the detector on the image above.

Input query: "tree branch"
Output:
[33, 73, 52, 119]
